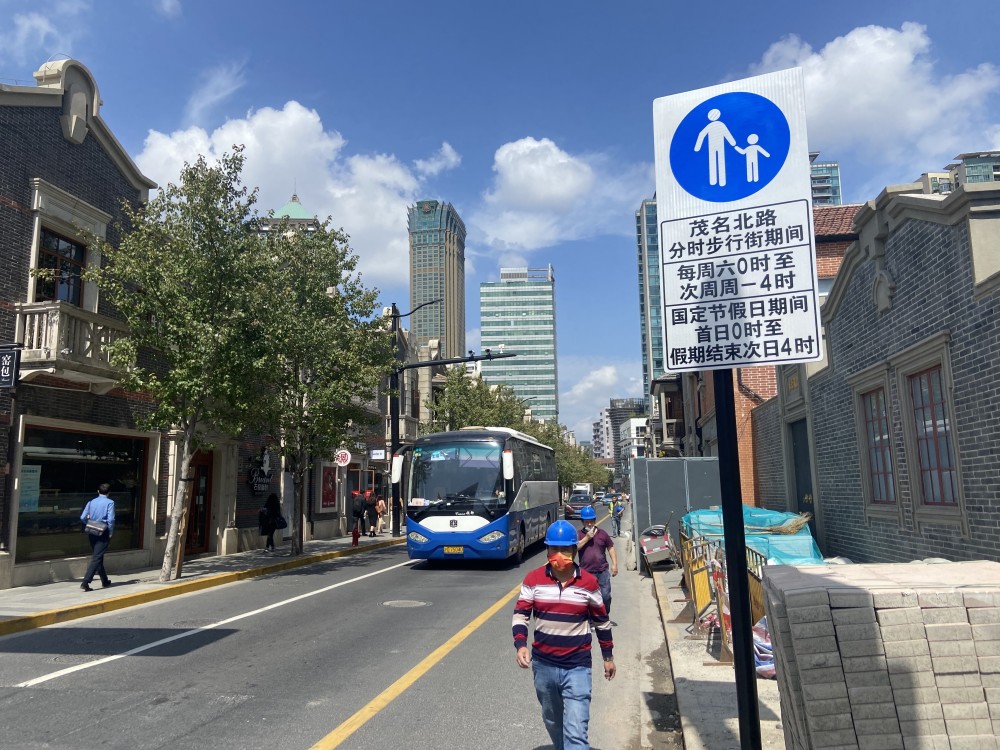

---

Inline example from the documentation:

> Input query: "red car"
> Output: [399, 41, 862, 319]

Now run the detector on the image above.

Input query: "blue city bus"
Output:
[393, 427, 559, 562]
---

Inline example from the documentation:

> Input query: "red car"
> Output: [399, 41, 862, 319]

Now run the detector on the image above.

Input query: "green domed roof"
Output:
[273, 194, 313, 220]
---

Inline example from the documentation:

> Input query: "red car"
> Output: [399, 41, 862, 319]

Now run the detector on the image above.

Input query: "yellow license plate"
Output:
[443, 546, 464, 555]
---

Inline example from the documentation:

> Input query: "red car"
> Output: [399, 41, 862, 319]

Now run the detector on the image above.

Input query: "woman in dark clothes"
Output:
[365, 491, 379, 538]
[260, 493, 281, 551]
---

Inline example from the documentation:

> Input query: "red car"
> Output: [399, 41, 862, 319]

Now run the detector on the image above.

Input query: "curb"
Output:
[0, 538, 406, 638]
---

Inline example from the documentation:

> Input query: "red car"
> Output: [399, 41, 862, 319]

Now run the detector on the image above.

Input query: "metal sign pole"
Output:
[714, 367, 761, 750]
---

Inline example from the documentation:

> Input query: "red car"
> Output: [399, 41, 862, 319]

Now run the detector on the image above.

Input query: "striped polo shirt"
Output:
[512, 563, 613, 668]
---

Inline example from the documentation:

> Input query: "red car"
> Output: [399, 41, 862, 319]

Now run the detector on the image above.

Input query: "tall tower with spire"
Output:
[262, 193, 318, 233]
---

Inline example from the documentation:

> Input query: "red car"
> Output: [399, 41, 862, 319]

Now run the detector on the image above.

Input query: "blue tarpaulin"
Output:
[681, 506, 825, 565]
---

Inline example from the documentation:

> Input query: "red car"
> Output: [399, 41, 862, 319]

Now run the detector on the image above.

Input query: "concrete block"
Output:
[929, 639, 978, 657]
[890, 670, 937, 689]
[880, 623, 928, 642]
[805, 697, 853, 717]
[873, 591, 919, 609]
[837, 623, 882, 641]
[789, 604, 834, 624]
[924, 623, 972, 641]
[887, 655, 933, 674]
[967, 607, 1000, 624]
[799, 650, 844, 669]
[842, 655, 889, 673]
[848, 685, 894, 704]
[840, 639, 887, 658]
[846, 670, 892, 688]
[785, 587, 831, 608]
[920, 606, 969, 624]
[833, 607, 877, 625]
[902, 736, 950, 750]
[985, 686, 1000, 704]
[935, 672, 984, 688]
[975, 639, 1000, 657]
[972, 623, 1000, 640]
[851, 701, 900, 720]
[898, 718, 946, 737]
[857, 734, 903, 750]
[937, 686, 986, 703]
[794, 635, 841, 654]
[963, 591, 1000, 608]
[932, 655, 980, 674]
[981, 672, 1000, 687]
[809, 728, 858, 748]
[892, 687, 941, 705]
[790, 619, 837, 638]
[942, 702, 990, 719]
[807, 713, 856, 732]
[979, 655, 1000, 674]
[876, 608, 924, 627]
[918, 591, 966, 608]
[829, 589, 874, 609]
[800, 666, 847, 685]
[895, 703, 943, 721]
[853, 718, 900, 735]
[949, 735, 999, 750]
[803, 682, 849, 701]
[944, 717, 995, 735]
[883, 640, 931, 658]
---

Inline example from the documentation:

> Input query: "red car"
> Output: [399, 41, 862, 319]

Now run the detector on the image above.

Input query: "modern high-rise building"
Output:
[408, 200, 466, 359]
[809, 151, 842, 206]
[635, 198, 663, 414]
[946, 152, 1000, 188]
[480, 266, 558, 422]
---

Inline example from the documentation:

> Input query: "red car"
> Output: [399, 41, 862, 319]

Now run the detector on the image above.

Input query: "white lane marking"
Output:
[17, 559, 414, 688]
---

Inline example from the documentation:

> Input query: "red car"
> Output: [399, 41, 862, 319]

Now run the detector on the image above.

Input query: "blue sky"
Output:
[3, 0, 999, 439]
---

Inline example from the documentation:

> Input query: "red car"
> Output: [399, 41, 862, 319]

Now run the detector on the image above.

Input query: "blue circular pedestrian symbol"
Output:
[669, 92, 790, 202]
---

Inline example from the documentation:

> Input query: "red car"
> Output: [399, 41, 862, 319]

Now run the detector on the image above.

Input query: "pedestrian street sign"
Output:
[653, 67, 822, 373]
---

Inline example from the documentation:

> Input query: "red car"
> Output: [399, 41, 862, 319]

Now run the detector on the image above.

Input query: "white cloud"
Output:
[135, 100, 423, 287]
[471, 137, 652, 251]
[414, 142, 461, 176]
[466, 328, 481, 353]
[0, 1, 88, 68]
[184, 61, 248, 127]
[559, 360, 644, 440]
[154, 0, 181, 18]
[751, 23, 1000, 194]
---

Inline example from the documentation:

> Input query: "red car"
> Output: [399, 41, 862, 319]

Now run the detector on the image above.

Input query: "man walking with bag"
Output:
[80, 483, 115, 592]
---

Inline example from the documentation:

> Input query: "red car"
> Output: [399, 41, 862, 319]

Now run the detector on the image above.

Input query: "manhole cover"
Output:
[381, 600, 429, 608]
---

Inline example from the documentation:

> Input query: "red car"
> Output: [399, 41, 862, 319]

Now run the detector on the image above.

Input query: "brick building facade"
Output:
[756, 182, 1000, 561]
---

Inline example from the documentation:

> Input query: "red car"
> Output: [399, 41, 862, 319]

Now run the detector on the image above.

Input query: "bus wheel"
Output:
[514, 525, 525, 565]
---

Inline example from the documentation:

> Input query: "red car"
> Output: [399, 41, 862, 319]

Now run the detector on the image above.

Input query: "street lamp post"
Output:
[386, 305, 517, 537]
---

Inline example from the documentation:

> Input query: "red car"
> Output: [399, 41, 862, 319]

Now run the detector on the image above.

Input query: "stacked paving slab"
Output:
[763, 562, 1000, 750]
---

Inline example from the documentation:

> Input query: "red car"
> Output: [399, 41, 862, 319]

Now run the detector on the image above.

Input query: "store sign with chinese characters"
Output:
[0, 348, 20, 389]
[653, 67, 822, 373]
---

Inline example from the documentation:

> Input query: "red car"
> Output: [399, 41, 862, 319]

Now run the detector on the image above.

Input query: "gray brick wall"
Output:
[753, 396, 787, 510]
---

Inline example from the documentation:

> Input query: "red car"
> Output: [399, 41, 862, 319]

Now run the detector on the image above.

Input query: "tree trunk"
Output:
[159, 430, 195, 582]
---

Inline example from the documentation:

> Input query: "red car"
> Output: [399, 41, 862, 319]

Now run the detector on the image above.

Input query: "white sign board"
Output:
[653, 68, 822, 373]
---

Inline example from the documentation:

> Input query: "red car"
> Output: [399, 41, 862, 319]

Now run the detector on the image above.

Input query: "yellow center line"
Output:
[309, 581, 524, 750]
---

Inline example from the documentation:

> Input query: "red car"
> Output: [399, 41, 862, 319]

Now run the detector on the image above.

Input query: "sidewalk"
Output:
[0, 533, 404, 637]
[651, 565, 786, 750]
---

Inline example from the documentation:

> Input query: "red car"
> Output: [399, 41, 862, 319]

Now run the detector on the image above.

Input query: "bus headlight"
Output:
[478, 531, 505, 544]
[408, 531, 428, 544]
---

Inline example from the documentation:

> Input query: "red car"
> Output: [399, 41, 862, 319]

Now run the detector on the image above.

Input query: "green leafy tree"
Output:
[257, 219, 394, 555]
[421, 366, 525, 432]
[517, 420, 608, 492]
[85, 148, 267, 581]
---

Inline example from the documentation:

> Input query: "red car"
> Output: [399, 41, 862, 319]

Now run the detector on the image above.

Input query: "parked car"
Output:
[593, 491, 606, 504]
[564, 494, 594, 520]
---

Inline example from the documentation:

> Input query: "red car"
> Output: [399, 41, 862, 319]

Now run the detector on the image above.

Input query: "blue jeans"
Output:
[83, 533, 110, 586]
[611, 515, 621, 536]
[594, 568, 612, 616]
[532, 658, 592, 750]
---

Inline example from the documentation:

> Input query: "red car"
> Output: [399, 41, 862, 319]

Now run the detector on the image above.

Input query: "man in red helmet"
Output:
[512, 519, 615, 750]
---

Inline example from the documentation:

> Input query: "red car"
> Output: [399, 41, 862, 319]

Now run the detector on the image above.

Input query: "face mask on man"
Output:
[547, 551, 575, 572]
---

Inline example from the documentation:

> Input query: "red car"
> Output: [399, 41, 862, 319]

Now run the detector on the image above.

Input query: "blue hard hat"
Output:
[545, 520, 578, 546]
[579, 505, 597, 520]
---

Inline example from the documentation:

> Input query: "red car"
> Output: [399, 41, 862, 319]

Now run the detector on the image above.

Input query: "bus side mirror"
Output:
[391, 454, 403, 484]
[502, 450, 514, 480]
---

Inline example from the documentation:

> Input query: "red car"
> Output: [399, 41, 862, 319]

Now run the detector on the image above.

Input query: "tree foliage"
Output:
[516, 420, 609, 491]
[421, 366, 525, 433]
[257, 218, 394, 554]
[87, 148, 267, 581]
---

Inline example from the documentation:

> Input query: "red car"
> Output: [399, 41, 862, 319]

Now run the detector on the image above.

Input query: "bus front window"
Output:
[407, 441, 508, 519]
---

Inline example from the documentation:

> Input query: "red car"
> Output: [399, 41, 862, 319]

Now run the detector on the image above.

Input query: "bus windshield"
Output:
[407, 440, 509, 520]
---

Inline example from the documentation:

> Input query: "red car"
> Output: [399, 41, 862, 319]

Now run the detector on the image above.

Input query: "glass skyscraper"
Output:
[408, 200, 466, 359]
[636, 197, 664, 414]
[480, 267, 558, 422]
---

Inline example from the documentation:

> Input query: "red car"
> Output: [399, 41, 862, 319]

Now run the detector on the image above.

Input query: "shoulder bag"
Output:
[84, 518, 109, 535]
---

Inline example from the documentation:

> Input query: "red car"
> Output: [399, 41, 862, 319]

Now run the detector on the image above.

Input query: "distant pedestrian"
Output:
[375, 496, 386, 535]
[79, 483, 115, 592]
[611, 496, 625, 536]
[513, 519, 615, 750]
[364, 491, 378, 537]
[577, 505, 618, 617]
[259, 493, 281, 552]
[351, 490, 367, 535]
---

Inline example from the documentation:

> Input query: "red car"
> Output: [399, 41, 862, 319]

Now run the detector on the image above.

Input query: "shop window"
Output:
[16, 426, 147, 563]
[35, 228, 86, 305]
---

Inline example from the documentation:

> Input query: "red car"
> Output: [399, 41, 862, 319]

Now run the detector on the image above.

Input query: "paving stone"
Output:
[932, 655, 980, 674]
[842, 655, 889, 673]
[975, 639, 1000, 656]
[873, 591, 919, 609]
[937, 686, 986, 704]
[929, 640, 978, 657]
[788, 604, 834, 624]
[804, 697, 853, 717]
[935, 672, 985, 688]
[785, 588, 831, 608]
[898, 718, 946, 737]
[972, 623, 1000, 640]
[857, 733, 903, 750]
[840, 639, 887, 658]
[963, 591, 1000, 608]
[883, 640, 931, 658]
[902, 736, 950, 750]
[967, 607, 1000, 624]
[924, 623, 973, 641]
[803, 682, 849, 701]
[920, 606, 969, 624]
[836, 623, 882, 641]
[800, 666, 847, 685]
[808, 728, 857, 748]
[880, 623, 928, 642]
[790, 619, 837, 638]
[890, 670, 937, 689]
[895, 703, 943, 721]
[944, 717, 995, 735]
[807, 713, 856, 732]
[942, 702, 990, 719]
[794, 635, 841, 654]
[848, 685, 894, 704]
[799, 650, 844, 669]
[949, 734, 999, 750]
[853, 717, 900, 735]
[876, 608, 924, 627]
[850, 701, 899, 720]
[886, 654, 932, 673]
[829, 589, 874, 609]
[846, 669, 891, 688]
[833, 607, 877, 625]
[891, 687, 941, 705]
[918, 591, 967, 608]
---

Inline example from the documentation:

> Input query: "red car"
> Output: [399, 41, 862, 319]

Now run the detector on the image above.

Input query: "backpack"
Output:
[351, 493, 365, 517]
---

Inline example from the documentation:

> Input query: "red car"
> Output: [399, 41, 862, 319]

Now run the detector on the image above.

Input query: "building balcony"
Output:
[14, 301, 126, 393]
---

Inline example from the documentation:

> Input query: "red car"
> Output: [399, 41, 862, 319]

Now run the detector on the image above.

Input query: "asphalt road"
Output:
[0, 520, 645, 750]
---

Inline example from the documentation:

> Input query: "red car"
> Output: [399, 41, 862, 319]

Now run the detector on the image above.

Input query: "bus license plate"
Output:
[443, 546, 464, 555]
